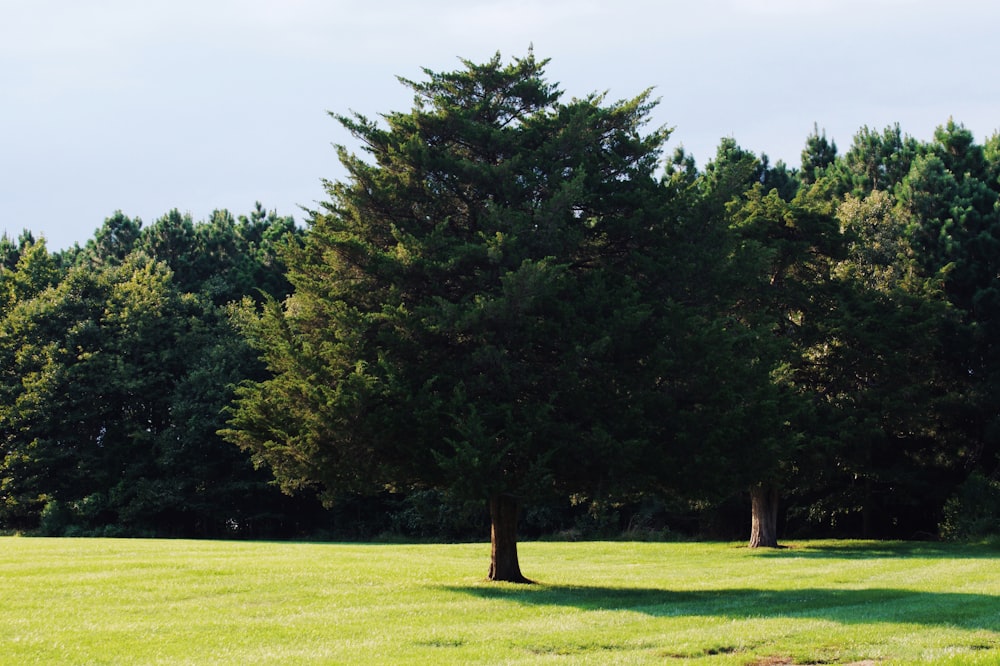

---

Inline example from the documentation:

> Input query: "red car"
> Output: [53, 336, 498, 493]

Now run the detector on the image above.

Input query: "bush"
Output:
[386, 490, 485, 540]
[37, 499, 73, 536]
[940, 472, 1000, 540]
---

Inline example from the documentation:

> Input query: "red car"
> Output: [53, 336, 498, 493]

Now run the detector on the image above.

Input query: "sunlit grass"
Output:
[1, 537, 998, 664]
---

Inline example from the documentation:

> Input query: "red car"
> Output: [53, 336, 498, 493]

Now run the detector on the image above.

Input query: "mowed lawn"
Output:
[1, 537, 998, 665]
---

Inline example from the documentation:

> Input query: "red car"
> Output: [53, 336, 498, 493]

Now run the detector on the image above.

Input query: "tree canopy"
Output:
[0, 207, 317, 537]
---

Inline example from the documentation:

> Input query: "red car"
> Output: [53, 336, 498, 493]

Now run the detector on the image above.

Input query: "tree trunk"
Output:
[748, 484, 780, 548]
[862, 476, 873, 538]
[487, 493, 532, 583]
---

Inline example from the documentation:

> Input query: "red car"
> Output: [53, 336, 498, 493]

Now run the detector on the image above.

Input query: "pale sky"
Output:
[3, 0, 999, 250]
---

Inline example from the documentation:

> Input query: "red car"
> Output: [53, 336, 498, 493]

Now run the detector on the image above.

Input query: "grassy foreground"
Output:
[0, 538, 998, 664]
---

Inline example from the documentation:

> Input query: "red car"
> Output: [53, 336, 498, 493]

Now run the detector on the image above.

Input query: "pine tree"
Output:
[223, 53, 691, 581]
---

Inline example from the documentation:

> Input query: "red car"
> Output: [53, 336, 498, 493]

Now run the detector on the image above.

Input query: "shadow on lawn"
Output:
[442, 584, 1000, 631]
[756, 541, 1000, 560]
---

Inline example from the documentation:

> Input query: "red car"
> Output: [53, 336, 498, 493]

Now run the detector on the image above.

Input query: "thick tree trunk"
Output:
[487, 493, 532, 583]
[748, 484, 780, 548]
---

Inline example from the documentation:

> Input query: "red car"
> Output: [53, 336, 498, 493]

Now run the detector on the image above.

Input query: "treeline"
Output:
[3, 55, 1000, 547]
[0, 207, 330, 537]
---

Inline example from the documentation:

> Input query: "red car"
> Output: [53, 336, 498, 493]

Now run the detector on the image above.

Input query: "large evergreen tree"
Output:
[223, 52, 694, 581]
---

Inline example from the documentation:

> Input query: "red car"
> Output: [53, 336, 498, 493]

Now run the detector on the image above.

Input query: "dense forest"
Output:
[3, 54, 999, 568]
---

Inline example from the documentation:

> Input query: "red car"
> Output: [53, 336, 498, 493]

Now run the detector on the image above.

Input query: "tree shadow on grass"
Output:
[755, 541, 1000, 560]
[442, 584, 1000, 631]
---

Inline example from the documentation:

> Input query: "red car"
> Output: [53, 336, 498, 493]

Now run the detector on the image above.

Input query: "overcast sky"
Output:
[4, 0, 999, 250]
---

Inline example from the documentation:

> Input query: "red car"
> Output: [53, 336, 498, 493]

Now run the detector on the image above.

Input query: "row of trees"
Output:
[3, 53, 999, 581]
[0, 206, 330, 537]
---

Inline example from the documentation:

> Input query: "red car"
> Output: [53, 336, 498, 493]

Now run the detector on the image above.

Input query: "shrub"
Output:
[940, 472, 1000, 540]
[37, 498, 73, 536]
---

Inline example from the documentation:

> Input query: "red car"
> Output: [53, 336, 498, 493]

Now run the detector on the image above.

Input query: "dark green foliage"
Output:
[932, 118, 987, 182]
[777, 120, 1000, 538]
[222, 52, 705, 565]
[940, 472, 1000, 540]
[835, 123, 919, 196]
[77, 204, 299, 303]
[88, 211, 142, 263]
[5, 51, 1000, 544]
[0, 207, 313, 537]
[801, 123, 837, 185]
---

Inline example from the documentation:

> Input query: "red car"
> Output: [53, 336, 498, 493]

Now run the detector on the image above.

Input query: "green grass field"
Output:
[1, 537, 998, 665]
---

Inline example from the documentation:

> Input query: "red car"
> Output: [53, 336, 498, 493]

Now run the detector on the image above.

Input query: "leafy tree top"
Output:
[224, 52, 685, 512]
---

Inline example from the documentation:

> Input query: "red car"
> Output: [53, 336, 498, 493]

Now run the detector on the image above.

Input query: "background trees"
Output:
[2, 54, 999, 550]
[0, 207, 317, 537]
[678, 120, 997, 545]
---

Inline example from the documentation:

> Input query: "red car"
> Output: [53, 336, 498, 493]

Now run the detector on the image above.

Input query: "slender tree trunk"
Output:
[862, 476, 873, 538]
[487, 493, 532, 583]
[748, 484, 780, 548]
